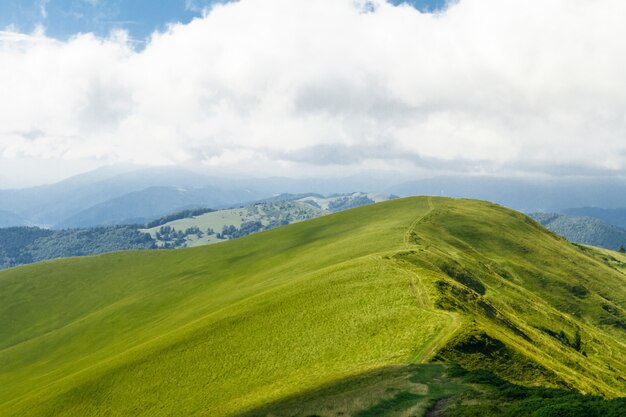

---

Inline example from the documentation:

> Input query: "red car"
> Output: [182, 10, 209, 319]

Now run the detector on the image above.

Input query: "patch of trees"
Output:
[0, 227, 55, 268]
[217, 221, 265, 240]
[154, 226, 208, 248]
[0, 226, 156, 270]
[327, 196, 374, 212]
[156, 226, 186, 247]
[185, 226, 203, 238]
[446, 366, 626, 417]
[266, 219, 290, 229]
[146, 208, 215, 228]
[537, 327, 583, 351]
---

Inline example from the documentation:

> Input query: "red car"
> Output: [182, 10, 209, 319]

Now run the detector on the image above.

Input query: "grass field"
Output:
[1, 197, 625, 416]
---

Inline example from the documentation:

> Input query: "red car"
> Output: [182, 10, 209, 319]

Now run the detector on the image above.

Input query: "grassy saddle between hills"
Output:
[0, 197, 625, 417]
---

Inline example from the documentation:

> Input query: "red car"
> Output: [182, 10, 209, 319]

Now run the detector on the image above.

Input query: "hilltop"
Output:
[1, 197, 625, 416]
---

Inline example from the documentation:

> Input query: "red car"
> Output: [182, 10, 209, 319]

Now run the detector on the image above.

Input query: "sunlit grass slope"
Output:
[1, 197, 625, 417]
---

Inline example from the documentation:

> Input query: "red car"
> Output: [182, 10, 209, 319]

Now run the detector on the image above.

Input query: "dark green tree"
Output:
[619, 244, 625, 253]
[573, 330, 582, 351]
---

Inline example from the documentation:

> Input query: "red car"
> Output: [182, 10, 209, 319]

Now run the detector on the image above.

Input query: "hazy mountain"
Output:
[562, 207, 626, 230]
[54, 185, 262, 229]
[390, 176, 626, 212]
[0, 210, 26, 227]
[4, 166, 626, 228]
[0, 166, 239, 227]
[530, 212, 626, 250]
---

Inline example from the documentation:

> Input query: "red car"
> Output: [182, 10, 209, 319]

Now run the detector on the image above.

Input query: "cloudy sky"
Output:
[0, 0, 625, 188]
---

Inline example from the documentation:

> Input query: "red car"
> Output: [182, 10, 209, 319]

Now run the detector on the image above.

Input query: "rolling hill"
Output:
[1, 197, 625, 417]
[530, 212, 626, 251]
[141, 200, 328, 247]
[141, 193, 396, 248]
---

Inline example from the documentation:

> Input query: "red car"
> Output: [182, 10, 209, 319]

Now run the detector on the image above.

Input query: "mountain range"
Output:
[2, 167, 626, 229]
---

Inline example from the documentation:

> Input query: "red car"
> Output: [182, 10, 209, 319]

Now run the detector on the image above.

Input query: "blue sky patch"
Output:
[0, 0, 450, 43]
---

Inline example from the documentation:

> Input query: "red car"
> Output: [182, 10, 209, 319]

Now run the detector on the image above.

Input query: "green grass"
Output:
[233, 364, 626, 417]
[1, 197, 625, 416]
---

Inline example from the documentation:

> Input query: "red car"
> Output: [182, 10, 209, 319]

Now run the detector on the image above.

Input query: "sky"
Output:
[0, 0, 625, 188]
[0, 1, 449, 42]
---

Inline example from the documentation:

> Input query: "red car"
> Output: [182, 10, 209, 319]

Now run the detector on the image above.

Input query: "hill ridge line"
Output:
[403, 196, 434, 249]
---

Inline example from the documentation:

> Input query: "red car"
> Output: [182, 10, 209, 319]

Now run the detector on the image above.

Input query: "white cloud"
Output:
[1, 0, 626, 184]
[38, 0, 49, 19]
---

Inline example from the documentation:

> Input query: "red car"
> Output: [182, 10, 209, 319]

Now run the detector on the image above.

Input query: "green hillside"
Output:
[1, 197, 625, 417]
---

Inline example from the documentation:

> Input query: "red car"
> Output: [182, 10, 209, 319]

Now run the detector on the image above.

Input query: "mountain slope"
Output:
[0, 209, 26, 227]
[530, 212, 626, 250]
[1, 197, 625, 417]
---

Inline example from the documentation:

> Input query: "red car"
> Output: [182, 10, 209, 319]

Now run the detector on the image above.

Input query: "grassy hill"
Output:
[1, 197, 625, 417]
[530, 212, 626, 251]
[141, 193, 396, 248]
[141, 200, 328, 247]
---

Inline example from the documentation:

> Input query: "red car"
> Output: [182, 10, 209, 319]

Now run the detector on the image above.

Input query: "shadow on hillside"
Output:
[230, 364, 462, 417]
[229, 363, 626, 417]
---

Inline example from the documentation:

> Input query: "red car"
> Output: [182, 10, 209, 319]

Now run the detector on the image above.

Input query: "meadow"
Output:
[1, 197, 625, 416]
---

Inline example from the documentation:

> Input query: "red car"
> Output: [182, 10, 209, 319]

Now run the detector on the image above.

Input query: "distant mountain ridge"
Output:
[563, 207, 626, 230]
[390, 176, 626, 212]
[0, 167, 264, 228]
[2, 166, 626, 228]
[530, 212, 626, 251]
[54, 185, 261, 229]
